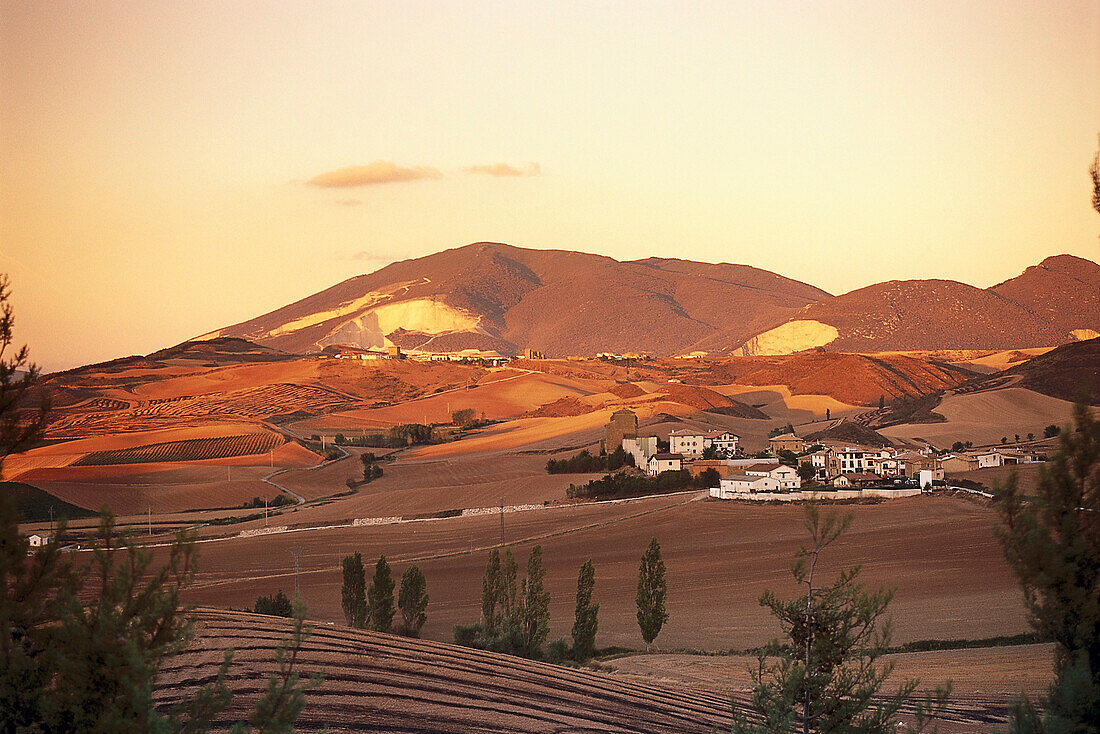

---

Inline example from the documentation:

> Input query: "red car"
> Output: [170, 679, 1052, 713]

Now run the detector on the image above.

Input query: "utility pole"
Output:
[289, 547, 304, 601]
[264, 498, 269, 526]
[499, 497, 505, 547]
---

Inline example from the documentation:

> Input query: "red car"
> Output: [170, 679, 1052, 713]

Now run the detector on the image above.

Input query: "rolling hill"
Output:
[728, 255, 1100, 355]
[203, 242, 830, 357]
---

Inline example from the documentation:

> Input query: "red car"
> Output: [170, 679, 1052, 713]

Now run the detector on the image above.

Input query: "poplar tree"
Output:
[995, 401, 1100, 733]
[481, 549, 502, 630]
[572, 559, 599, 662]
[519, 545, 551, 658]
[398, 565, 429, 638]
[636, 537, 668, 650]
[366, 555, 396, 633]
[341, 552, 367, 628]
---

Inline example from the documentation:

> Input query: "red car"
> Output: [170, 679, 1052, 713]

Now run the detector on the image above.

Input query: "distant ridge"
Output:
[204, 243, 1100, 357]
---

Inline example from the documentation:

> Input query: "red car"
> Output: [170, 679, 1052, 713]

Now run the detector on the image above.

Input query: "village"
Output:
[602, 407, 1047, 503]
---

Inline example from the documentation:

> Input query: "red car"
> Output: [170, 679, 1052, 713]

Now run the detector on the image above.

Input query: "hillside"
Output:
[1001, 336, 1100, 404]
[687, 353, 975, 407]
[158, 609, 730, 733]
[727, 255, 1100, 355]
[205, 242, 830, 357]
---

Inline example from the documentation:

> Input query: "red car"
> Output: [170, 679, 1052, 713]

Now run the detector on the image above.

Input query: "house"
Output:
[669, 430, 708, 458]
[941, 453, 980, 473]
[822, 444, 896, 476]
[769, 432, 804, 454]
[977, 448, 1043, 468]
[831, 472, 880, 489]
[647, 452, 684, 476]
[27, 533, 49, 547]
[669, 429, 741, 458]
[622, 436, 658, 466]
[805, 449, 831, 480]
[711, 474, 782, 499]
[898, 452, 943, 480]
[604, 409, 638, 453]
[707, 431, 741, 456]
[744, 462, 801, 490]
[976, 451, 1006, 468]
[688, 459, 736, 478]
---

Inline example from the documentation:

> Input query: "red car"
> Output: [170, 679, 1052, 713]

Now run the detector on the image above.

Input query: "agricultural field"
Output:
[72, 432, 285, 466]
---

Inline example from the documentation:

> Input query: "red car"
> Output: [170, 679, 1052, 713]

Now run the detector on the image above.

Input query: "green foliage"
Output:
[1045, 424, 1062, 439]
[519, 545, 551, 658]
[777, 449, 798, 468]
[0, 481, 95, 522]
[567, 468, 704, 500]
[636, 537, 668, 649]
[397, 565, 429, 638]
[242, 599, 322, 734]
[366, 555, 396, 633]
[768, 423, 795, 439]
[545, 638, 572, 664]
[0, 275, 50, 475]
[254, 590, 294, 618]
[481, 548, 502, 630]
[702, 445, 721, 460]
[546, 447, 631, 474]
[341, 552, 367, 628]
[572, 559, 599, 662]
[451, 408, 476, 426]
[952, 441, 966, 452]
[0, 497, 315, 732]
[388, 423, 434, 446]
[797, 462, 816, 483]
[995, 401, 1100, 733]
[732, 504, 950, 734]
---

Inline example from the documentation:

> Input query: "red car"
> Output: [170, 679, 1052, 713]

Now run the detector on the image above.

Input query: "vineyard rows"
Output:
[73, 432, 285, 466]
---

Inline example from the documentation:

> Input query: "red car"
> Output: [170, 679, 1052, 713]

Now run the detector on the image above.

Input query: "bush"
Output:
[254, 589, 293, 618]
[545, 638, 572, 664]
[546, 447, 632, 474]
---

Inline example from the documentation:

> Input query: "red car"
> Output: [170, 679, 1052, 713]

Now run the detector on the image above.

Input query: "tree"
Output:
[0, 500, 318, 731]
[797, 462, 816, 484]
[341, 552, 367, 628]
[1028, 432, 1035, 442]
[1045, 424, 1062, 439]
[702, 445, 721, 460]
[572, 560, 599, 662]
[452, 407, 476, 426]
[994, 400, 1100, 733]
[732, 504, 949, 734]
[1003, 437, 1009, 445]
[255, 590, 294, 618]
[1015, 434, 1022, 444]
[1091, 133, 1100, 215]
[397, 565, 429, 638]
[825, 408, 831, 421]
[636, 537, 668, 650]
[519, 545, 551, 658]
[481, 548, 503, 631]
[952, 441, 965, 452]
[778, 449, 798, 468]
[366, 555, 396, 633]
[0, 275, 49, 474]
[879, 394, 885, 410]
[500, 549, 519, 625]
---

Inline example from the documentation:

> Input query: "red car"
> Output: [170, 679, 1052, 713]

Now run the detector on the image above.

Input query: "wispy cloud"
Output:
[464, 162, 541, 177]
[308, 161, 442, 188]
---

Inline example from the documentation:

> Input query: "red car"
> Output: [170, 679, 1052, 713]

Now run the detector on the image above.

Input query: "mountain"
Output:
[1000, 336, 1100, 404]
[727, 254, 1100, 355]
[204, 242, 830, 357]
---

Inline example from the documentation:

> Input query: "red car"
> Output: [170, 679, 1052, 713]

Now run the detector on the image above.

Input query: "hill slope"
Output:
[158, 609, 731, 733]
[205, 242, 830, 357]
[728, 255, 1100, 355]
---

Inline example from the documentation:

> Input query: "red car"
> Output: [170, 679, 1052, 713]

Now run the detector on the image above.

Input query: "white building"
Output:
[669, 429, 741, 458]
[710, 474, 782, 499]
[744, 463, 801, 490]
[28, 534, 49, 547]
[646, 452, 684, 476]
[622, 436, 659, 467]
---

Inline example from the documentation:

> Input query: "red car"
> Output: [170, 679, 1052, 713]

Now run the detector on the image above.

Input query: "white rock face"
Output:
[1070, 328, 1099, 341]
[317, 298, 485, 349]
[736, 319, 840, 356]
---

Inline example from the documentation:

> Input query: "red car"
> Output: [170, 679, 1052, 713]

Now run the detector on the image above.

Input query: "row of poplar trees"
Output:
[341, 553, 429, 638]
[453, 538, 670, 663]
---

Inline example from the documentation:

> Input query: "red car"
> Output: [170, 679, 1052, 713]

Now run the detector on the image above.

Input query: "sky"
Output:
[2, 1, 1098, 371]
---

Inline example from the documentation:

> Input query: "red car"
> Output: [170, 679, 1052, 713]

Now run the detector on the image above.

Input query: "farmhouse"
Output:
[898, 451, 944, 480]
[27, 533, 49, 547]
[744, 462, 801, 490]
[669, 429, 741, 458]
[941, 453, 980, 473]
[646, 452, 684, 476]
[769, 432, 804, 454]
[710, 474, 782, 498]
[688, 459, 736, 478]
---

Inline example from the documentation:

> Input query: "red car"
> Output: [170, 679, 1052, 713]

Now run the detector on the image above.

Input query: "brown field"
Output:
[950, 463, 1046, 495]
[158, 609, 732, 733]
[173, 494, 1027, 652]
[881, 387, 1089, 446]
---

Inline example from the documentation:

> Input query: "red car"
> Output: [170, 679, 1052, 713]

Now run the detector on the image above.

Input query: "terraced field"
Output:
[73, 432, 285, 466]
[158, 609, 732, 733]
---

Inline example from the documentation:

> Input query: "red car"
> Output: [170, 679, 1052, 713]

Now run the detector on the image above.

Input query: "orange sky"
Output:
[2, 1, 1098, 371]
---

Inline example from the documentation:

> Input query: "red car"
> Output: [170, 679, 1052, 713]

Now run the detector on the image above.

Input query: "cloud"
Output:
[308, 161, 442, 188]
[464, 162, 541, 177]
